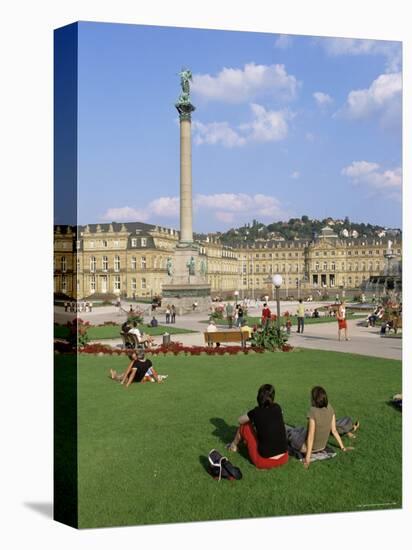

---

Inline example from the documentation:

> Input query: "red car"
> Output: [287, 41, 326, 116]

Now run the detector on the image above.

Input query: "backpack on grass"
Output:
[207, 449, 242, 481]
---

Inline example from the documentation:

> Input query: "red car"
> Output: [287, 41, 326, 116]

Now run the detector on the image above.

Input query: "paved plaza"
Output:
[55, 300, 402, 361]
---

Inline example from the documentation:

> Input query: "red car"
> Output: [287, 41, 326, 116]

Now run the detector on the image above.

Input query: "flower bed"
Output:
[77, 341, 271, 356]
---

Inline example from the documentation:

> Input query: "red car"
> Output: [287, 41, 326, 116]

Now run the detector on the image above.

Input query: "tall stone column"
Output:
[179, 116, 193, 244]
[162, 69, 211, 314]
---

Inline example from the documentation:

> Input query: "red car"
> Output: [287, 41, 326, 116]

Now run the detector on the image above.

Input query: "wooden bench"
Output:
[120, 332, 145, 349]
[203, 331, 250, 348]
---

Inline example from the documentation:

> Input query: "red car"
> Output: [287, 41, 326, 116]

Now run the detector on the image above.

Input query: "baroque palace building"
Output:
[54, 223, 401, 300]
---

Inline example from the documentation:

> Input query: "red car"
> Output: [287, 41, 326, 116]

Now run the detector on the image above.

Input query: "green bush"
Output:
[251, 323, 289, 351]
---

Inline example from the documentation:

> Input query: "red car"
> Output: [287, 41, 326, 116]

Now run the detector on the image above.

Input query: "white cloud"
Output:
[148, 196, 179, 217]
[313, 91, 333, 106]
[102, 196, 179, 222]
[274, 34, 293, 49]
[339, 72, 401, 126]
[195, 193, 290, 223]
[102, 193, 290, 227]
[342, 161, 402, 200]
[241, 104, 290, 142]
[192, 104, 291, 148]
[318, 37, 402, 73]
[290, 171, 300, 179]
[102, 206, 150, 222]
[192, 121, 246, 148]
[192, 62, 299, 103]
[215, 211, 235, 223]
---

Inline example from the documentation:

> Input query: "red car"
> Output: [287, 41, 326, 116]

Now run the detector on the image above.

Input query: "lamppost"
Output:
[234, 290, 239, 306]
[272, 274, 283, 337]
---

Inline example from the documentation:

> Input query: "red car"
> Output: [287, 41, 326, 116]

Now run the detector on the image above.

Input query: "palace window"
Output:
[141, 256, 147, 269]
[61, 256, 66, 272]
[131, 278, 137, 291]
[376, 250, 380, 254]
[114, 255, 120, 272]
[323, 262, 327, 271]
[77, 257, 80, 271]
[61, 275, 67, 292]
[141, 278, 147, 289]
[141, 238, 147, 247]
[376, 262, 380, 270]
[348, 263, 352, 271]
[77, 279, 80, 292]
[315, 262, 319, 271]
[90, 275, 96, 292]
[369, 262, 373, 271]
[131, 257, 137, 270]
[369, 250, 373, 254]
[90, 256, 96, 273]
[131, 238, 137, 247]
[102, 256, 108, 272]
[114, 276, 121, 291]
[102, 240, 108, 248]
[331, 262, 336, 271]
[256, 265, 260, 273]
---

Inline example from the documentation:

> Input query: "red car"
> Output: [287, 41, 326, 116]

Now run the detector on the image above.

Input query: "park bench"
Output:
[120, 332, 145, 350]
[203, 330, 250, 348]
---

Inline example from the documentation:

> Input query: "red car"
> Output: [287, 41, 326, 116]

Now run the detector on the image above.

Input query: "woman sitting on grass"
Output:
[286, 386, 358, 469]
[227, 384, 288, 469]
[110, 351, 166, 387]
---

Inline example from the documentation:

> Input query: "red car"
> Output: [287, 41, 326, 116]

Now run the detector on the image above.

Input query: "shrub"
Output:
[251, 324, 290, 351]
[66, 318, 90, 349]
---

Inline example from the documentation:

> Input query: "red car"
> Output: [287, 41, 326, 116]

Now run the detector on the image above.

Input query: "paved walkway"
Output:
[55, 301, 402, 361]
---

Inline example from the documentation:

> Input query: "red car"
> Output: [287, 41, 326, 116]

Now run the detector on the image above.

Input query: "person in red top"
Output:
[261, 303, 271, 327]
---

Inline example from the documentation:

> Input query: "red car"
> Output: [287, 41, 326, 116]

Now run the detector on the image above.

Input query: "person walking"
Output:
[261, 303, 271, 328]
[297, 298, 305, 334]
[337, 300, 349, 341]
[237, 305, 244, 327]
[165, 305, 171, 324]
[171, 304, 176, 323]
[225, 302, 234, 328]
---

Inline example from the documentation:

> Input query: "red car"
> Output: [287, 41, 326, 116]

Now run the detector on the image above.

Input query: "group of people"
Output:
[165, 304, 177, 324]
[63, 301, 93, 313]
[227, 383, 357, 470]
[224, 302, 245, 328]
[110, 350, 167, 387]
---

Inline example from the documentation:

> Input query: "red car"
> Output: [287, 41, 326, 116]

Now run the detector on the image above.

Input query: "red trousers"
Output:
[240, 422, 289, 470]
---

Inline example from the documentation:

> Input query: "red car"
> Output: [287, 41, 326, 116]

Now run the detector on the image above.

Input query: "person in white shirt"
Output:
[129, 322, 153, 348]
[207, 320, 218, 333]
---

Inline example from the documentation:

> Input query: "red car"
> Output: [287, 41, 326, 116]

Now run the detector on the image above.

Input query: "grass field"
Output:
[57, 350, 402, 528]
[54, 323, 194, 340]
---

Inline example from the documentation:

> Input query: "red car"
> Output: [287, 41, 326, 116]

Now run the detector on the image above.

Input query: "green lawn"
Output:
[54, 324, 195, 340]
[55, 350, 403, 528]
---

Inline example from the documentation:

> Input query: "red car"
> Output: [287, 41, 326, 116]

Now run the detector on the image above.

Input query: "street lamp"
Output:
[272, 274, 283, 336]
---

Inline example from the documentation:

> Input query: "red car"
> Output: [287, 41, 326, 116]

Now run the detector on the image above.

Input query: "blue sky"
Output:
[77, 22, 402, 231]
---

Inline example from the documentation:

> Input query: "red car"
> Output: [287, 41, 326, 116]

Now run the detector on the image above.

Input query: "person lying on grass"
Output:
[109, 350, 167, 387]
[227, 384, 289, 470]
[286, 386, 358, 469]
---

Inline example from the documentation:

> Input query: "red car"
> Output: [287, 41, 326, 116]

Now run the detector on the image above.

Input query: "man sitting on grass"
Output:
[110, 350, 167, 387]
